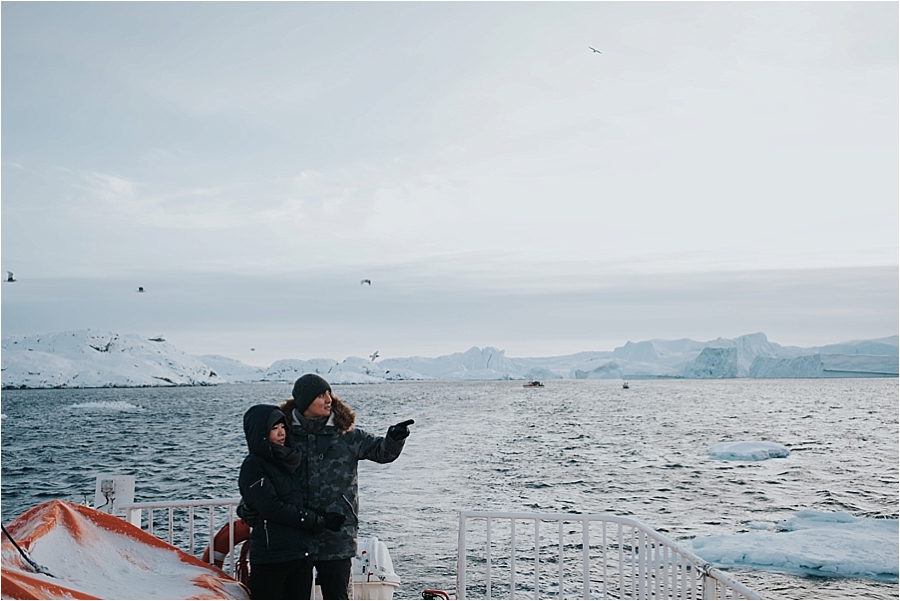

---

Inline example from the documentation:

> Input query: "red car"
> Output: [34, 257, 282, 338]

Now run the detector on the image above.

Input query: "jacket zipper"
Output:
[264, 520, 269, 548]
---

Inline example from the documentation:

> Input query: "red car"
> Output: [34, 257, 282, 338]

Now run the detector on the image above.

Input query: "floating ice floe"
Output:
[70, 401, 145, 412]
[708, 440, 790, 461]
[689, 510, 899, 582]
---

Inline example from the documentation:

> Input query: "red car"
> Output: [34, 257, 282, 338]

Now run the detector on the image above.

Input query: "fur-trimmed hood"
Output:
[279, 394, 356, 433]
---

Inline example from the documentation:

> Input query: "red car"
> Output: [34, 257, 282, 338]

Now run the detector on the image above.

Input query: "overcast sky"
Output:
[2, 2, 897, 365]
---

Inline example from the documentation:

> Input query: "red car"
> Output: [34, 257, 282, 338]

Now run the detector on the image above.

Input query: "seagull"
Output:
[250, 348, 256, 351]
[137, 286, 145, 293]
[6, 271, 15, 282]
[360, 279, 371, 286]
[589, 46, 602, 54]
[369, 350, 380, 362]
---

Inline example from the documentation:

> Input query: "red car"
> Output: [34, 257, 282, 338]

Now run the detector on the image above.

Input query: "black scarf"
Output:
[269, 443, 303, 473]
[294, 408, 330, 434]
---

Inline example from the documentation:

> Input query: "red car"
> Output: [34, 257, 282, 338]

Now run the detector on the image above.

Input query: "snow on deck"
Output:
[1, 500, 248, 600]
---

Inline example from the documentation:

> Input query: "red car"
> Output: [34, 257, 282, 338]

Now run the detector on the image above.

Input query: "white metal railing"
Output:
[119, 498, 242, 576]
[457, 511, 763, 600]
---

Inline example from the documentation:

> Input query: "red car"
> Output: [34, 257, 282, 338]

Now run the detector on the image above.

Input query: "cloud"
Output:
[66, 169, 248, 230]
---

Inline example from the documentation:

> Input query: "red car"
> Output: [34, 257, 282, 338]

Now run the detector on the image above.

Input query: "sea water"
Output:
[1, 379, 897, 599]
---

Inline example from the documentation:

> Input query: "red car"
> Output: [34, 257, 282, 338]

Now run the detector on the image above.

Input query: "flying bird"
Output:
[137, 286, 145, 293]
[6, 271, 15, 282]
[589, 46, 603, 54]
[369, 351, 380, 362]
[360, 279, 371, 286]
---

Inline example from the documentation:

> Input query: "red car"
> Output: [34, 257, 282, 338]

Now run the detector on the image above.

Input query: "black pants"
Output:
[248, 558, 309, 600]
[297, 557, 352, 600]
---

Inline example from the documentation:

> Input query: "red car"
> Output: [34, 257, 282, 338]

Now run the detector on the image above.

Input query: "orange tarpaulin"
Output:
[1, 500, 249, 600]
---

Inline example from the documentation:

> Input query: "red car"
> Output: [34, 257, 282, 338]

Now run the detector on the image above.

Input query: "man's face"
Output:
[303, 390, 332, 418]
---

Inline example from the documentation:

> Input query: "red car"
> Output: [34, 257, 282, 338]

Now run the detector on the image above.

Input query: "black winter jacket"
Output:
[238, 404, 320, 565]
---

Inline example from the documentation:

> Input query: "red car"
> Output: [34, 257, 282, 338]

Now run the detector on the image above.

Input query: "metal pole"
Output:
[208, 506, 215, 565]
[581, 519, 589, 599]
[637, 529, 645, 599]
[534, 519, 539, 600]
[617, 522, 624, 597]
[457, 513, 467, 600]
[228, 505, 235, 576]
[510, 519, 516, 598]
[558, 520, 564, 599]
[486, 517, 492, 600]
[188, 507, 194, 557]
[601, 521, 607, 600]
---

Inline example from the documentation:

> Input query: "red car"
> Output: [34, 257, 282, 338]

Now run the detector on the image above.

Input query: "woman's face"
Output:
[303, 390, 332, 418]
[268, 422, 286, 446]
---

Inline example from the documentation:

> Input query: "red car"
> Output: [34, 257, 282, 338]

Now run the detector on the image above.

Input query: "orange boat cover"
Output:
[1, 500, 249, 600]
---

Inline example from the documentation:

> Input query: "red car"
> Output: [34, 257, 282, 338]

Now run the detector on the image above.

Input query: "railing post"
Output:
[557, 520, 564, 599]
[581, 518, 589, 599]
[457, 513, 467, 600]
[600, 521, 607, 600]
[617, 522, 624, 598]
[208, 506, 215, 565]
[486, 517, 492, 600]
[510, 519, 516, 597]
[637, 529, 645, 600]
[702, 574, 714, 600]
[654, 538, 661, 598]
[533, 519, 539, 600]
[188, 507, 195, 557]
[690, 558, 697, 599]
[228, 505, 235, 576]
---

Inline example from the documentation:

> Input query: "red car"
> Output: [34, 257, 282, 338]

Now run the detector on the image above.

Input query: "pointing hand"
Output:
[388, 419, 415, 441]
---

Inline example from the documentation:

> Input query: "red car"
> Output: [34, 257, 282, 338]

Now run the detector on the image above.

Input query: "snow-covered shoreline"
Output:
[2, 329, 897, 389]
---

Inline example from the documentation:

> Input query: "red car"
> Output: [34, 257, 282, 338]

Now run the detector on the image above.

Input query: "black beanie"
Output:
[292, 374, 332, 415]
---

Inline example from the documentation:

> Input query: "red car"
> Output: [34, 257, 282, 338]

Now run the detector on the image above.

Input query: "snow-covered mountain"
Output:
[2, 330, 897, 389]
[2, 330, 224, 389]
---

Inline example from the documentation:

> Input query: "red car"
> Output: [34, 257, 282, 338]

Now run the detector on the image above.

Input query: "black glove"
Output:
[388, 419, 415, 441]
[322, 512, 346, 531]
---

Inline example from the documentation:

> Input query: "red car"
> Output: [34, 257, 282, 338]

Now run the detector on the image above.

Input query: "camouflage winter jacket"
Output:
[280, 396, 405, 560]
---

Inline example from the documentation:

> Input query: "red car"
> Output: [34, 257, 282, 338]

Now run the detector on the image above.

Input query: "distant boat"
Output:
[622, 382, 629, 389]
[523, 380, 544, 388]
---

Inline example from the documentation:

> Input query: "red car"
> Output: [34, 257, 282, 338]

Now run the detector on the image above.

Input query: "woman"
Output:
[280, 374, 413, 600]
[238, 404, 344, 600]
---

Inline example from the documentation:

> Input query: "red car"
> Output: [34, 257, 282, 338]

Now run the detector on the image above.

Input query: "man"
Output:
[280, 374, 413, 600]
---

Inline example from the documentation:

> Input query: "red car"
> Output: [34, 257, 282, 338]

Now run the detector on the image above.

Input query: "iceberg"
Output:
[749, 353, 899, 378]
[708, 441, 790, 461]
[689, 510, 899, 582]
[2, 330, 897, 388]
